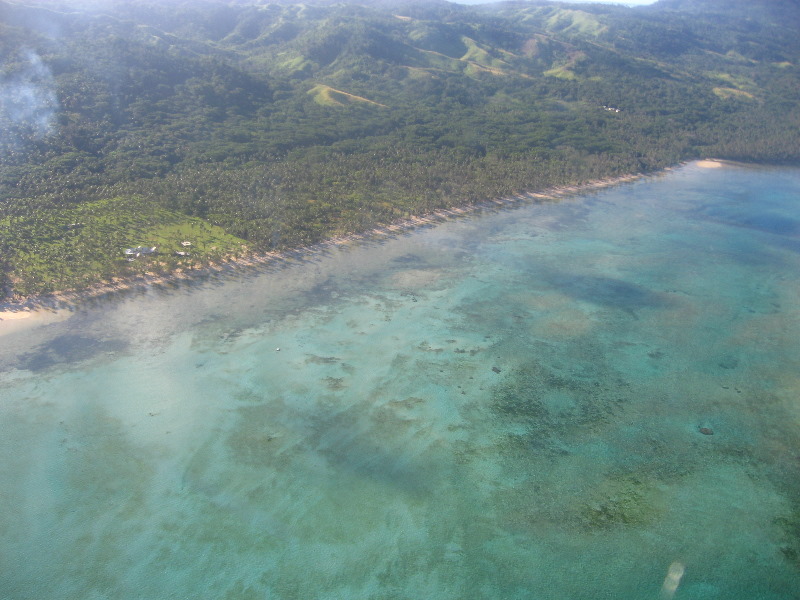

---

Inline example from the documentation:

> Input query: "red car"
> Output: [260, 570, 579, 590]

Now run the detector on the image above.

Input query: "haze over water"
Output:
[1, 162, 799, 599]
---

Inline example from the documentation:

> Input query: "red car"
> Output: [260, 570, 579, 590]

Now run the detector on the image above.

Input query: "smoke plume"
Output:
[0, 49, 60, 157]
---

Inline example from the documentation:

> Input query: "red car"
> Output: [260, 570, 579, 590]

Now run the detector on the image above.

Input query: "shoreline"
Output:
[0, 160, 724, 331]
[696, 159, 724, 168]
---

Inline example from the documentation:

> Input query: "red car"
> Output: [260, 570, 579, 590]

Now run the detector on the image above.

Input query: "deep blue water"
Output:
[1, 162, 799, 599]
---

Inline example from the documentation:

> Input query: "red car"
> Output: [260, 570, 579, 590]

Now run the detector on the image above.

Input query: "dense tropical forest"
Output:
[1, 0, 799, 299]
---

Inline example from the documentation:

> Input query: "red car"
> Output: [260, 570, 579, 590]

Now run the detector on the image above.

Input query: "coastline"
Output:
[0, 160, 723, 333]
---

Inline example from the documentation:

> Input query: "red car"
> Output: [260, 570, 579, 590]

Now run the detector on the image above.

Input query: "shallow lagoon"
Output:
[1, 162, 799, 599]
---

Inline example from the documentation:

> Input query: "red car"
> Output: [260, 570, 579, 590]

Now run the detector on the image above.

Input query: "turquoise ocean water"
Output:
[1, 162, 799, 599]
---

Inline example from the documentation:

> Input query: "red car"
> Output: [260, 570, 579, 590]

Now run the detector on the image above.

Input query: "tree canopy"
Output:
[1, 0, 799, 298]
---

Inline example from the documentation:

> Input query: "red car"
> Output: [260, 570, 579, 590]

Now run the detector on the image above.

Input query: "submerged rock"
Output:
[699, 427, 714, 435]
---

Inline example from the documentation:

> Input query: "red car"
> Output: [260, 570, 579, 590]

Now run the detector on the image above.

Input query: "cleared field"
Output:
[3, 196, 247, 297]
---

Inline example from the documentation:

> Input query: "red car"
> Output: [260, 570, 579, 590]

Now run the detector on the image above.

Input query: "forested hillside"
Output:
[2, 0, 799, 298]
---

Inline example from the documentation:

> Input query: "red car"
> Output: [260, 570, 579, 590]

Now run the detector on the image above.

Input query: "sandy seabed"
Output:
[0, 307, 71, 336]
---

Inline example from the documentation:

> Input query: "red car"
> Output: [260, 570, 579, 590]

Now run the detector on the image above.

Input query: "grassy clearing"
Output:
[460, 37, 509, 69]
[706, 72, 756, 91]
[413, 48, 464, 71]
[4, 196, 247, 297]
[545, 9, 608, 37]
[544, 65, 578, 80]
[713, 87, 755, 100]
[276, 53, 312, 74]
[307, 84, 388, 107]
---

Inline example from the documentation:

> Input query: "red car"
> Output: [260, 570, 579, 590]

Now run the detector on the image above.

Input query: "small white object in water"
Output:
[276, 348, 280, 352]
[660, 561, 685, 599]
